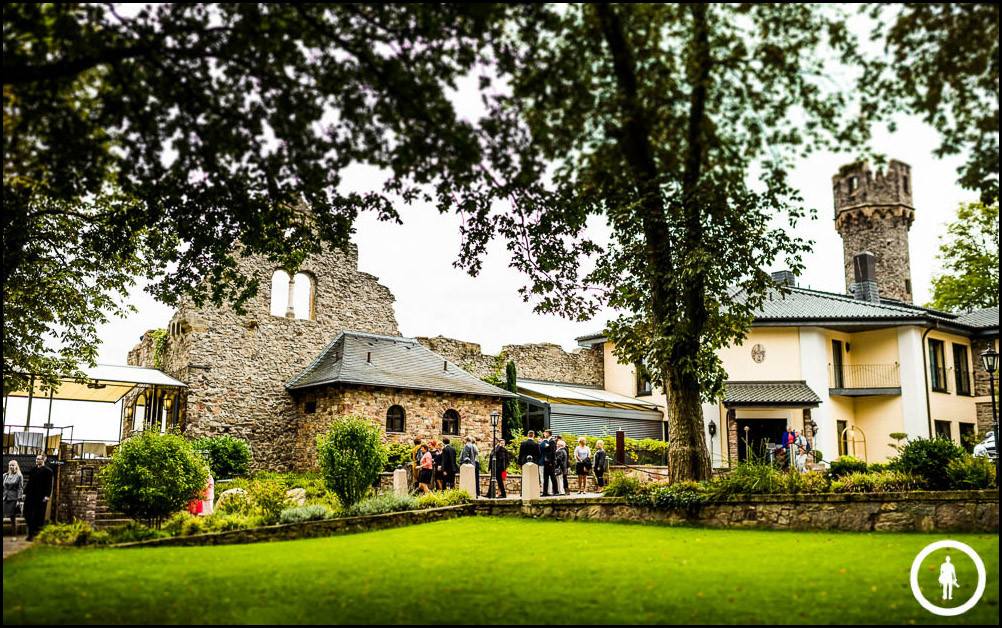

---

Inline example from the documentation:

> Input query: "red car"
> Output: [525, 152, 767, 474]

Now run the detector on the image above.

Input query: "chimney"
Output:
[851, 251, 880, 303]
[770, 270, 796, 287]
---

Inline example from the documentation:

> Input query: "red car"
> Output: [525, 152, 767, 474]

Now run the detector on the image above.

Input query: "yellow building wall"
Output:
[602, 343, 668, 410]
[926, 329, 979, 443]
[853, 395, 906, 462]
[717, 328, 802, 381]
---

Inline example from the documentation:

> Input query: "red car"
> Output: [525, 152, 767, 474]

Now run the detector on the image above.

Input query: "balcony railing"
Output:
[829, 363, 901, 391]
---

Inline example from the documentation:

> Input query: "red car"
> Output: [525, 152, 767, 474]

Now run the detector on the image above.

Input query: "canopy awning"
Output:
[7, 365, 187, 404]
[517, 380, 660, 412]
[721, 381, 821, 408]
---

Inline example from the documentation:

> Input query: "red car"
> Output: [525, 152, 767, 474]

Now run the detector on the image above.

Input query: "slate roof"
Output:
[576, 288, 999, 345]
[722, 381, 822, 407]
[286, 330, 516, 398]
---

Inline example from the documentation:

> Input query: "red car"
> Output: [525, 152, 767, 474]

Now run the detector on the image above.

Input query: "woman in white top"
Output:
[573, 437, 592, 494]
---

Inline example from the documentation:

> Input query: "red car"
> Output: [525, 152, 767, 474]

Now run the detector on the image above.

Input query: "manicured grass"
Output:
[2, 518, 998, 625]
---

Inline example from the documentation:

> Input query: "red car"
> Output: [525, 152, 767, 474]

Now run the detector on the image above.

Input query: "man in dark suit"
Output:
[440, 437, 459, 489]
[489, 439, 513, 498]
[23, 453, 54, 541]
[539, 430, 558, 497]
[518, 431, 541, 467]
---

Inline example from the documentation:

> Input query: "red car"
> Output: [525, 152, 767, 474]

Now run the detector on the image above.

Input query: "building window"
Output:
[635, 363, 652, 397]
[133, 393, 147, 432]
[848, 176, 858, 193]
[304, 400, 317, 414]
[952, 344, 971, 396]
[934, 420, 952, 441]
[386, 405, 405, 433]
[959, 423, 976, 453]
[902, 175, 910, 194]
[442, 409, 460, 435]
[929, 339, 948, 392]
[270, 270, 291, 317]
[837, 420, 848, 456]
[292, 272, 315, 320]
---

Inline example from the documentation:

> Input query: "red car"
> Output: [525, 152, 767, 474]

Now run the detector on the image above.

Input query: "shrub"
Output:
[602, 472, 644, 497]
[105, 521, 169, 544]
[827, 456, 868, 479]
[830, 470, 925, 493]
[706, 462, 782, 497]
[779, 470, 830, 494]
[89, 530, 112, 546]
[36, 521, 95, 546]
[830, 471, 876, 494]
[164, 511, 195, 536]
[345, 493, 417, 517]
[644, 482, 708, 514]
[279, 504, 332, 524]
[216, 488, 254, 516]
[204, 513, 262, 532]
[867, 462, 890, 473]
[245, 480, 291, 524]
[945, 456, 996, 490]
[192, 435, 251, 479]
[317, 415, 387, 508]
[891, 437, 966, 490]
[414, 488, 472, 510]
[101, 430, 209, 527]
[384, 442, 414, 472]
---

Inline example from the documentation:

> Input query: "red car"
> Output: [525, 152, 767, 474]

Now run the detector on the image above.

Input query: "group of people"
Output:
[781, 428, 811, 472]
[407, 430, 610, 499]
[518, 431, 608, 496]
[3, 454, 55, 542]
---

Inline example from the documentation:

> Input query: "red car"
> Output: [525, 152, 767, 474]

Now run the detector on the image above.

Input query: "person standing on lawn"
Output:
[459, 436, 480, 497]
[574, 437, 592, 494]
[417, 445, 434, 494]
[489, 439, 512, 498]
[555, 439, 570, 495]
[539, 430, 558, 497]
[23, 454, 53, 541]
[4, 460, 24, 540]
[518, 431, 540, 467]
[593, 441, 608, 491]
[431, 440, 443, 490]
[410, 438, 423, 492]
[440, 437, 458, 489]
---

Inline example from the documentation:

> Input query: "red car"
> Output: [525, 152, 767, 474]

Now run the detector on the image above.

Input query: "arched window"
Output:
[270, 270, 291, 317]
[442, 409, 460, 436]
[386, 405, 405, 433]
[133, 394, 146, 433]
[292, 272, 315, 320]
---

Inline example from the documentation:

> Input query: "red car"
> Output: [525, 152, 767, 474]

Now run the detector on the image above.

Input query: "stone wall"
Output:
[972, 338, 999, 434]
[416, 335, 603, 387]
[55, 459, 113, 526]
[127, 244, 401, 471]
[518, 491, 998, 532]
[832, 161, 914, 303]
[292, 384, 503, 471]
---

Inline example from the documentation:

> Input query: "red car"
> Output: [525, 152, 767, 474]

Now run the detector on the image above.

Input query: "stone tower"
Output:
[832, 160, 915, 302]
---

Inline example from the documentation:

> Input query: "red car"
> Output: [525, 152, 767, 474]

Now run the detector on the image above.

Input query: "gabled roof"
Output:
[722, 381, 822, 408]
[576, 288, 998, 345]
[286, 330, 516, 398]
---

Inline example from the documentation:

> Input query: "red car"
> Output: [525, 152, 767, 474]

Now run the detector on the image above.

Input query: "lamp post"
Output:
[488, 410, 500, 499]
[708, 419, 717, 467]
[980, 346, 999, 479]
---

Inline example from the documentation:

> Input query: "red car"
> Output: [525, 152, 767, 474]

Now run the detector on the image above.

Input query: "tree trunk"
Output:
[664, 367, 713, 482]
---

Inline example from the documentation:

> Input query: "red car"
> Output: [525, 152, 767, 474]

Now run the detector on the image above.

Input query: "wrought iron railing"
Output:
[829, 363, 901, 389]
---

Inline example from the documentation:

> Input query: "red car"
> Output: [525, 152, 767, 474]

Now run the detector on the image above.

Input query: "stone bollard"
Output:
[521, 462, 540, 500]
[393, 467, 408, 496]
[459, 463, 477, 498]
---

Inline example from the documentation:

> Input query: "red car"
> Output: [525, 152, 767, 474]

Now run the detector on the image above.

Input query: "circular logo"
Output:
[751, 344, 766, 363]
[909, 540, 986, 616]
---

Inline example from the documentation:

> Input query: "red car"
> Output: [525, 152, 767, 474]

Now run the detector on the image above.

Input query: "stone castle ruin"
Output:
[125, 244, 602, 471]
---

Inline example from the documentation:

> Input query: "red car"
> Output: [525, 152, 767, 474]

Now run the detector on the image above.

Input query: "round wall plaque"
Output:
[751, 344, 766, 363]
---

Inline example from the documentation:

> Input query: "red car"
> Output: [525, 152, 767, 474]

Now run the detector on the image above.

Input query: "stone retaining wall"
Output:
[55, 459, 113, 526]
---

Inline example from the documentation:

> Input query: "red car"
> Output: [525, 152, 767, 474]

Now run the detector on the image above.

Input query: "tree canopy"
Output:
[3, 3, 502, 390]
[928, 201, 999, 312]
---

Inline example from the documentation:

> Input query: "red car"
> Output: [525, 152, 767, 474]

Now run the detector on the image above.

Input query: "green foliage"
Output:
[245, 480, 293, 525]
[414, 488, 473, 510]
[151, 328, 168, 370]
[830, 471, 925, 494]
[384, 442, 414, 472]
[945, 456, 997, 490]
[928, 201, 999, 311]
[705, 462, 784, 497]
[559, 432, 669, 466]
[193, 435, 251, 479]
[36, 521, 96, 547]
[632, 482, 708, 515]
[601, 472, 644, 497]
[345, 493, 418, 518]
[279, 505, 333, 524]
[501, 361, 523, 441]
[101, 430, 209, 527]
[827, 456, 869, 479]
[105, 522, 170, 544]
[316, 415, 388, 508]
[890, 437, 967, 490]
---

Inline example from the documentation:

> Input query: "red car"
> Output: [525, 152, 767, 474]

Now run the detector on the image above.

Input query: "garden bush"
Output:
[192, 435, 251, 479]
[890, 437, 966, 490]
[634, 482, 708, 514]
[345, 493, 417, 517]
[105, 521, 169, 544]
[827, 456, 868, 479]
[317, 415, 387, 508]
[279, 504, 332, 524]
[101, 430, 209, 527]
[36, 521, 95, 546]
[245, 479, 291, 524]
[414, 488, 473, 510]
[945, 456, 996, 490]
[830, 470, 924, 493]
[601, 472, 644, 497]
[384, 442, 414, 472]
[705, 462, 783, 497]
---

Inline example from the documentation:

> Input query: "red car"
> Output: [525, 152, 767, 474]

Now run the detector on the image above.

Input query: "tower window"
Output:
[270, 270, 291, 317]
[848, 176, 858, 193]
[904, 278, 911, 294]
[902, 175, 910, 194]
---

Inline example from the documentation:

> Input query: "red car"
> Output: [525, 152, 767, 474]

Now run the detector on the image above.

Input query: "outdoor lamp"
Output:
[165, 398, 172, 411]
[490, 410, 500, 427]
[708, 419, 717, 437]
[981, 346, 998, 374]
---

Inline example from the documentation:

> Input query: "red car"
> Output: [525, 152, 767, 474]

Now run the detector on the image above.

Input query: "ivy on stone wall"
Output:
[151, 328, 168, 370]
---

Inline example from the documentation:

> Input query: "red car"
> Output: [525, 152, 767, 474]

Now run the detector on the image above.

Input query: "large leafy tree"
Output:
[929, 201, 999, 312]
[3, 3, 502, 391]
[448, 4, 865, 481]
[864, 3, 999, 202]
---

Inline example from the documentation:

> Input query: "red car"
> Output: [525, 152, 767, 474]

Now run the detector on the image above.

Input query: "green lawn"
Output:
[3, 518, 998, 625]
